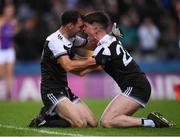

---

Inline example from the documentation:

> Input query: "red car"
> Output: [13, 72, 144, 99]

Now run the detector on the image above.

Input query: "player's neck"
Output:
[59, 27, 69, 39]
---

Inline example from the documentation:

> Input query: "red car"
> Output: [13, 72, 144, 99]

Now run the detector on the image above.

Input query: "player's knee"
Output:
[100, 118, 111, 128]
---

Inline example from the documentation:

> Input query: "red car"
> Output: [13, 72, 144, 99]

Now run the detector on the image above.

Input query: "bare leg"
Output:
[74, 99, 98, 127]
[0, 64, 5, 78]
[55, 97, 87, 128]
[5, 62, 14, 99]
[100, 95, 142, 128]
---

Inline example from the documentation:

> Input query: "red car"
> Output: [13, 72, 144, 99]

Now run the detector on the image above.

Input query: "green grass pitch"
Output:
[0, 99, 180, 136]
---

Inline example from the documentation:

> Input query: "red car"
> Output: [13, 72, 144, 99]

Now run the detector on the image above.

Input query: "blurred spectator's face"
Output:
[24, 17, 37, 30]
[3, 5, 15, 19]
[121, 16, 131, 27]
[144, 18, 153, 28]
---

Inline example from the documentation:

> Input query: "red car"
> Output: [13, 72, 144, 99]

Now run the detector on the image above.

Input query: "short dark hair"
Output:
[60, 10, 82, 26]
[83, 11, 110, 29]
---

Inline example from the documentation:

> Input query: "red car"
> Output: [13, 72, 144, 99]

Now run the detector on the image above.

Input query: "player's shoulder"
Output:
[46, 30, 72, 47]
[46, 30, 59, 41]
[46, 30, 65, 46]
[99, 34, 117, 48]
[93, 35, 116, 57]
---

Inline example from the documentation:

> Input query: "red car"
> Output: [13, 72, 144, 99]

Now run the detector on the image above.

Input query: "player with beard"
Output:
[29, 10, 97, 128]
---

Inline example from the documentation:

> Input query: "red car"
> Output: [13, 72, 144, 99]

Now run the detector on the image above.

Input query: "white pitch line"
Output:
[0, 124, 83, 136]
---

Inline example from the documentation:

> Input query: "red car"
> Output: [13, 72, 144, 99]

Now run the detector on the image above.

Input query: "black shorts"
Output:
[120, 76, 151, 107]
[41, 86, 79, 115]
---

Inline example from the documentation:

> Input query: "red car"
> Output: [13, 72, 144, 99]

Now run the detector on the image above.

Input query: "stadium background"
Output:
[0, 0, 179, 101]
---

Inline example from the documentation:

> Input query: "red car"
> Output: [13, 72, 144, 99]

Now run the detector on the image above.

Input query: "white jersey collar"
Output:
[97, 34, 116, 47]
[57, 30, 73, 48]
[93, 34, 116, 57]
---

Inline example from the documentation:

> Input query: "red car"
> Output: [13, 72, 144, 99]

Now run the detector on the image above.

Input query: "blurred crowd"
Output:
[0, 0, 180, 63]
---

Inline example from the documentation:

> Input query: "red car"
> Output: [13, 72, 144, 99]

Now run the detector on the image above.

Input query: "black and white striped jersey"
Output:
[93, 34, 145, 88]
[40, 30, 73, 89]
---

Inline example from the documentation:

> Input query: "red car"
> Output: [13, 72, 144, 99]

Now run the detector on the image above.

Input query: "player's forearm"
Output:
[67, 57, 96, 71]
[70, 67, 96, 76]
[70, 70, 86, 76]
[58, 55, 96, 72]
[79, 68, 96, 76]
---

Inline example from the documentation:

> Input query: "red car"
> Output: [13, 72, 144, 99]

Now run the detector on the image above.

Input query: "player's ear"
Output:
[94, 26, 100, 35]
[93, 23, 102, 33]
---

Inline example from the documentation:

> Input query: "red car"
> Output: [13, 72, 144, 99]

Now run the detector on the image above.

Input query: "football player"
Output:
[82, 11, 174, 128]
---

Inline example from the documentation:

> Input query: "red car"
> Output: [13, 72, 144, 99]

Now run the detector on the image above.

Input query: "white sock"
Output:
[142, 119, 155, 127]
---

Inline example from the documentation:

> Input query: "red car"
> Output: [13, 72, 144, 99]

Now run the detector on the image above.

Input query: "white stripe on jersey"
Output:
[47, 93, 58, 105]
[124, 87, 130, 95]
[127, 87, 132, 95]
[123, 87, 133, 96]
[47, 94, 55, 104]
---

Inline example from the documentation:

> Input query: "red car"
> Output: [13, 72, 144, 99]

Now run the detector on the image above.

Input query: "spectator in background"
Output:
[138, 17, 160, 61]
[46, 0, 67, 32]
[0, 4, 18, 99]
[14, 7, 48, 62]
[105, 0, 119, 22]
[179, 30, 180, 57]
[174, 0, 180, 21]
[159, 18, 179, 59]
[127, 8, 140, 28]
[117, 15, 138, 54]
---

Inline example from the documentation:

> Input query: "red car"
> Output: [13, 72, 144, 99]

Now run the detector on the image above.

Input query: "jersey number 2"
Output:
[116, 44, 132, 66]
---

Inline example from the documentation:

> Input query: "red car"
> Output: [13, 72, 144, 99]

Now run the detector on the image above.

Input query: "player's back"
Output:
[93, 34, 147, 88]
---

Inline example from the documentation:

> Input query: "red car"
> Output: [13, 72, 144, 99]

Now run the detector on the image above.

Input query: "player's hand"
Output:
[64, 45, 76, 59]
[112, 22, 123, 38]
[94, 48, 111, 66]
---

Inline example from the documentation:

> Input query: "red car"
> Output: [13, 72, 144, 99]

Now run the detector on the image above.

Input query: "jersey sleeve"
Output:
[48, 38, 67, 58]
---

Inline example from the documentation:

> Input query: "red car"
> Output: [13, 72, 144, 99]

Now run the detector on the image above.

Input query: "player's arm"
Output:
[57, 55, 96, 72]
[13, 18, 20, 34]
[70, 65, 98, 76]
